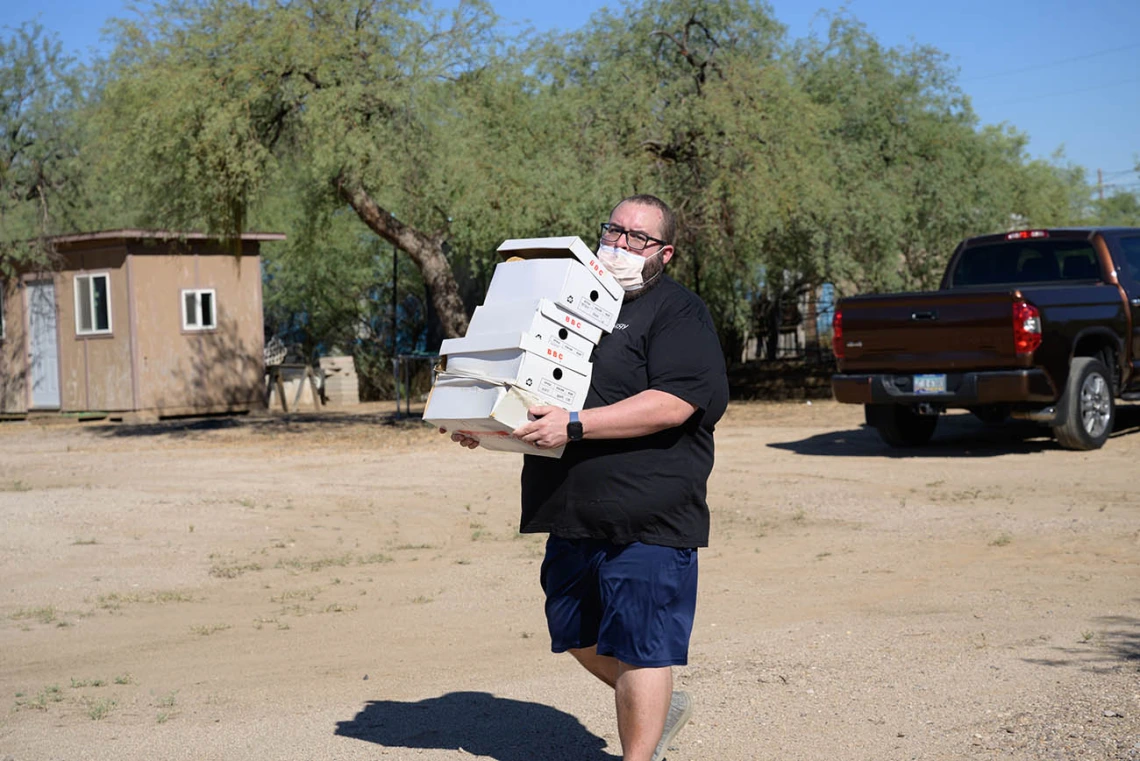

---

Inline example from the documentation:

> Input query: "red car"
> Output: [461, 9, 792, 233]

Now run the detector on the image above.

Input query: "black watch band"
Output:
[567, 410, 584, 442]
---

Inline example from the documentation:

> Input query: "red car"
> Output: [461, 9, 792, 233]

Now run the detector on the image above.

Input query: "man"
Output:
[446, 194, 728, 761]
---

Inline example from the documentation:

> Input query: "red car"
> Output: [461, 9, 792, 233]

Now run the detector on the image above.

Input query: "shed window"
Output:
[182, 289, 216, 330]
[75, 273, 111, 335]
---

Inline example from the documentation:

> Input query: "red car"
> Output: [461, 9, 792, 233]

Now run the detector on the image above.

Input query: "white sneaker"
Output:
[651, 690, 693, 761]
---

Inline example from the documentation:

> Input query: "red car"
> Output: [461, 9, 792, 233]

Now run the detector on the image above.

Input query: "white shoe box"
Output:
[423, 373, 563, 458]
[497, 235, 624, 301]
[467, 298, 602, 363]
[486, 242, 623, 332]
[438, 331, 592, 410]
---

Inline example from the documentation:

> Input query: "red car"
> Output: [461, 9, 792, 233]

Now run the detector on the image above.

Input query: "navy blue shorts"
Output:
[540, 536, 698, 668]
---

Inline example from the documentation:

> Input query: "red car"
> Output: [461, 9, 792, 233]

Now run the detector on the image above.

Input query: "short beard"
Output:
[623, 254, 666, 302]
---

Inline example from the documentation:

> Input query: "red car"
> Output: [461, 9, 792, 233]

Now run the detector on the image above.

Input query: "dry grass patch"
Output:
[84, 696, 117, 720]
[322, 602, 357, 613]
[13, 685, 64, 712]
[190, 623, 232, 636]
[155, 690, 179, 723]
[269, 587, 322, 603]
[95, 590, 198, 610]
[275, 552, 392, 574]
[11, 606, 58, 624]
[208, 560, 264, 579]
[0, 479, 32, 492]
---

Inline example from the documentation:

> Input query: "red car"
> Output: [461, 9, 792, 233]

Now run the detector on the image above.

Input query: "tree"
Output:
[0, 24, 88, 276]
[99, 0, 514, 339]
[253, 164, 434, 394]
[1093, 189, 1140, 227]
[89, 0, 1101, 365]
[549, 0, 829, 360]
[792, 14, 1094, 301]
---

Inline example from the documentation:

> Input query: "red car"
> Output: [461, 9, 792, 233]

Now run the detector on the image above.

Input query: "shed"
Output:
[0, 230, 285, 418]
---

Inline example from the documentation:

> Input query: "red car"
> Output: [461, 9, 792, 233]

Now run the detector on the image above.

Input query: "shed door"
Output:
[28, 280, 61, 409]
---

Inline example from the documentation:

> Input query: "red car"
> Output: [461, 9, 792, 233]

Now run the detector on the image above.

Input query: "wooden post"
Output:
[392, 357, 402, 419]
[306, 366, 322, 411]
[274, 367, 288, 413]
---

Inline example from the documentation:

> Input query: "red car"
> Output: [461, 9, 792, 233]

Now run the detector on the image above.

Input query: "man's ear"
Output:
[661, 245, 675, 266]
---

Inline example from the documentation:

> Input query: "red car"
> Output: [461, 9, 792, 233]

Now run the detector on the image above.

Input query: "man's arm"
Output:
[511, 390, 696, 450]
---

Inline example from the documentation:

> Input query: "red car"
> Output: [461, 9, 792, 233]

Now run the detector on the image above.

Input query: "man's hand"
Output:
[512, 406, 571, 449]
[438, 426, 480, 450]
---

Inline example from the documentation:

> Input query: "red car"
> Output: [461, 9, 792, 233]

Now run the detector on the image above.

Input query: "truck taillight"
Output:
[832, 309, 844, 360]
[1013, 300, 1042, 354]
[1006, 230, 1049, 240]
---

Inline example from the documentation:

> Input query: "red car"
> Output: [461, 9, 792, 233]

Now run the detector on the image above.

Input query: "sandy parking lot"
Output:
[1, 400, 1137, 761]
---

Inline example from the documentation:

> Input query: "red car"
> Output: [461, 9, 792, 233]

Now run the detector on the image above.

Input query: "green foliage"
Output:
[97, 0, 516, 339]
[0, 24, 87, 275]
[11, 0, 1117, 364]
[1094, 189, 1140, 227]
[253, 167, 429, 372]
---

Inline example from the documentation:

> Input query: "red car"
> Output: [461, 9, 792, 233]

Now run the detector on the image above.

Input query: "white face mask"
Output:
[597, 244, 662, 291]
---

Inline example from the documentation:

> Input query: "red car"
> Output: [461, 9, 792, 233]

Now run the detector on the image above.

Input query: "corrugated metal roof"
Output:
[48, 229, 287, 244]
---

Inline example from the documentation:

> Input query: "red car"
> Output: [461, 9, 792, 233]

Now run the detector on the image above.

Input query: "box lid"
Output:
[535, 299, 604, 344]
[496, 236, 624, 301]
[439, 331, 592, 376]
[427, 372, 538, 426]
[471, 298, 603, 345]
[424, 373, 564, 458]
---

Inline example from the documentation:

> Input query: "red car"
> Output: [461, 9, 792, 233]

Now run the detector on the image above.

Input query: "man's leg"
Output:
[570, 647, 684, 761]
[614, 662, 672, 761]
[568, 645, 617, 687]
[547, 540, 696, 760]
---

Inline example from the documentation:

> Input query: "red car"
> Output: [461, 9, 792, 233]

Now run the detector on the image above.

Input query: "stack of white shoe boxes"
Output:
[423, 236, 623, 457]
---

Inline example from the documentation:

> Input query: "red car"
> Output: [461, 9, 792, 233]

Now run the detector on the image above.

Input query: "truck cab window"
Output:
[1119, 236, 1140, 281]
[953, 241, 1097, 287]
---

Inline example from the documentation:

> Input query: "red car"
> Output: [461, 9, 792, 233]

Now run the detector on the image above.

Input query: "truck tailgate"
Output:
[840, 290, 1016, 372]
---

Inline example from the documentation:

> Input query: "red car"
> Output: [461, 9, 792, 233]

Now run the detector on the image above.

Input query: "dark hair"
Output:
[614, 194, 676, 246]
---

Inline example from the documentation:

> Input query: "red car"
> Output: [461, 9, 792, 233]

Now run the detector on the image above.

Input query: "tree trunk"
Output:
[765, 291, 780, 361]
[336, 178, 469, 340]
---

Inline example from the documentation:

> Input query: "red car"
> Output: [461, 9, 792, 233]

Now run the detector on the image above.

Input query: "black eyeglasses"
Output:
[599, 223, 668, 252]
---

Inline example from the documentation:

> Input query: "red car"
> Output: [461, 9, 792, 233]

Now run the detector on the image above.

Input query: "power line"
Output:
[976, 76, 1140, 108]
[962, 42, 1140, 82]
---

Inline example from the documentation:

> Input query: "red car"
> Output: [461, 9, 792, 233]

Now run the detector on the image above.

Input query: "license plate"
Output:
[913, 374, 947, 394]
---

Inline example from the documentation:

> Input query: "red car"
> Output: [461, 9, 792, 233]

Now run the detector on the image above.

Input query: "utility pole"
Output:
[1098, 168, 1104, 201]
[391, 243, 398, 356]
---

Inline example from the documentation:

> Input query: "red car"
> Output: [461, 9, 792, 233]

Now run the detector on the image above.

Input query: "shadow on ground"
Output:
[1022, 615, 1140, 673]
[1099, 614, 1140, 664]
[769, 405, 1140, 459]
[85, 409, 429, 440]
[335, 691, 619, 761]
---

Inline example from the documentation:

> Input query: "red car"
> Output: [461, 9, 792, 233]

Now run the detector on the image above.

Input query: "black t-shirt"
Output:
[519, 275, 728, 548]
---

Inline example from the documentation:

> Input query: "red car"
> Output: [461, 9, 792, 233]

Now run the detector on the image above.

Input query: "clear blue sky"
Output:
[4, 0, 1138, 195]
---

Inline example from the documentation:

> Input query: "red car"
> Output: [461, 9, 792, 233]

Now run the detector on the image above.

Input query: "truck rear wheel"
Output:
[865, 404, 938, 447]
[1052, 357, 1114, 450]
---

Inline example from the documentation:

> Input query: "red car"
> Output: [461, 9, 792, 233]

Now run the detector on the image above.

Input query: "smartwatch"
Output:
[567, 411, 584, 442]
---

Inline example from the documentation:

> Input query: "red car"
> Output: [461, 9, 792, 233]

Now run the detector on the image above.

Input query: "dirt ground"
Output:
[1, 400, 1138, 761]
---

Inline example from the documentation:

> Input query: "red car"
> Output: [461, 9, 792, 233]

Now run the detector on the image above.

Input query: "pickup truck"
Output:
[831, 227, 1140, 450]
